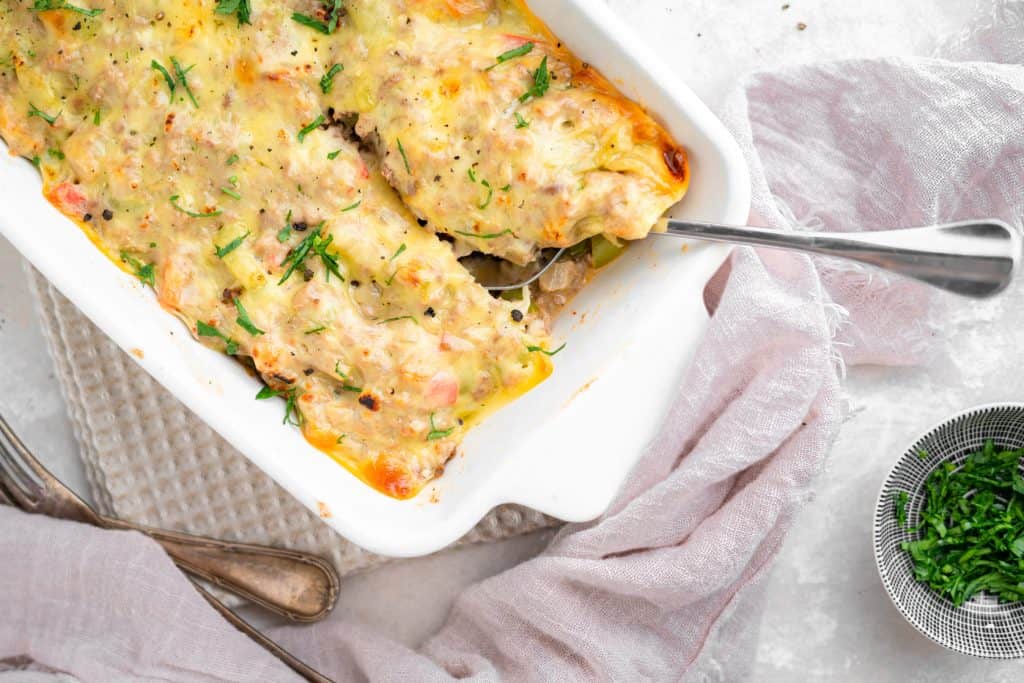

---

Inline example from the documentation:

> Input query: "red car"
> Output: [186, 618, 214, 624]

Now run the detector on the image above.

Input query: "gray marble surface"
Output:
[3, 1, 1019, 680]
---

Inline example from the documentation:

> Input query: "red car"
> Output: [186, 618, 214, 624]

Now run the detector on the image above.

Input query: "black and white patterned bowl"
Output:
[873, 403, 1024, 658]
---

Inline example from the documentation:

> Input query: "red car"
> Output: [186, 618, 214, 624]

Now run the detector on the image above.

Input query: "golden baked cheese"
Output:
[0, 0, 689, 499]
[332, 0, 690, 265]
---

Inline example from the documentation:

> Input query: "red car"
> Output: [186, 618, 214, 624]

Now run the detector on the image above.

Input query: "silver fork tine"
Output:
[0, 414, 43, 509]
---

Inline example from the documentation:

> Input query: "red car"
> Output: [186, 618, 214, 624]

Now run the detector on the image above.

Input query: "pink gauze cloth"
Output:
[3, 2, 1024, 681]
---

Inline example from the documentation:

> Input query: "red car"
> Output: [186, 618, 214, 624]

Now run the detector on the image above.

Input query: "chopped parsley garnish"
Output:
[151, 60, 175, 96]
[341, 199, 360, 211]
[327, 150, 342, 160]
[119, 251, 155, 287]
[27, 102, 59, 126]
[396, 138, 411, 173]
[153, 58, 197, 107]
[389, 243, 407, 262]
[255, 386, 279, 400]
[527, 342, 566, 356]
[500, 183, 511, 192]
[30, 156, 40, 167]
[485, 42, 534, 70]
[31, 0, 103, 17]
[226, 153, 240, 165]
[320, 63, 343, 94]
[514, 112, 530, 129]
[277, 210, 293, 243]
[278, 224, 343, 284]
[313, 232, 344, 281]
[214, 231, 249, 258]
[197, 321, 239, 355]
[291, 0, 343, 35]
[214, 0, 252, 25]
[894, 490, 909, 530]
[897, 441, 1024, 606]
[426, 413, 455, 441]
[466, 170, 494, 209]
[297, 114, 325, 142]
[291, 12, 329, 33]
[233, 297, 264, 336]
[169, 195, 222, 218]
[47, 148, 64, 160]
[478, 179, 493, 209]
[93, 109, 101, 125]
[377, 315, 417, 325]
[518, 56, 550, 103]
[220, 186, 242, 200]
[454, 228, 512, 240]
[304, 325, 327, 335]
[170, 57, 199, 108]
[255, 386, 303, 426]
[334, 361, 362, 392]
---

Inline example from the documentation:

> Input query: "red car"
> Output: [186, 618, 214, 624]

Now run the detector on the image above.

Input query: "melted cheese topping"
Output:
[335, 0, 690, 265]
[0, 0, 688, 499]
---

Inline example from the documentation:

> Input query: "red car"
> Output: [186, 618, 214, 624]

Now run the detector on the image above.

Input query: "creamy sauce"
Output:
[0, 0, 687, 499]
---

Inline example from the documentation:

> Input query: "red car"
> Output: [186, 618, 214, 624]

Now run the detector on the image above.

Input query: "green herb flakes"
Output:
[170, 57, 199, 107]
[453, 228, 512, 240]
[277, 210, 293, 243]
[119, 251, 155, 287]
[214, 0, 252, 25]
[255, 386, 303, 426]
[396, 138, 411, 174]
[897, 441, 1024, 606]
[485, 42, 534, 70]
[197, 321, 239, 355]
[298, 114, 325, 142]
[518, 55, 550, 103]
[233, 297, 265, 336]
[526, 342, 566, 356]
[31, 0, 102, 17]
[320, 63, 343, 94]
[215, 231, 249, 258]
[426, 413, 455, 441]
[169, 195, 222, 218]
[27, 102, 59, 126]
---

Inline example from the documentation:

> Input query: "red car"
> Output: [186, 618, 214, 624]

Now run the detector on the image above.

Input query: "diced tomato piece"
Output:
[501, 33, 540, 47]
[47, 182, 88, 215]
[426, 371, 459, 407]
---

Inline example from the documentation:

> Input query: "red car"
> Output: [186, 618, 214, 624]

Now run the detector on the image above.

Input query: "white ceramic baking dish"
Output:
[0, 0, 749, 557]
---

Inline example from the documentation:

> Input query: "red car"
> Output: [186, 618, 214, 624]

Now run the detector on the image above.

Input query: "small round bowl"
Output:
[873, 403, 1024, 658]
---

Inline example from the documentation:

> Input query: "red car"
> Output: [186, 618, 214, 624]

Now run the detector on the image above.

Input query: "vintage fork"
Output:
[0, 412, 339, 623]
[0, 473, 330, 682]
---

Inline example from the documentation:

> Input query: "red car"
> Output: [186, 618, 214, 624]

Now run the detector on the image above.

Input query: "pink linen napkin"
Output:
[3, 1, 1024, 680]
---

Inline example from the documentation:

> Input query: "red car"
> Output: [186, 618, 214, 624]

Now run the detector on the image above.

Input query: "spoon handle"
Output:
[102, 517, 339, 622]
[664, 219, 1021, 298]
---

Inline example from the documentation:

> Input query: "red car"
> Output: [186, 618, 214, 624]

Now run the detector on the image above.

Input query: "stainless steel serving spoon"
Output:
[486, 219, 1021, 299]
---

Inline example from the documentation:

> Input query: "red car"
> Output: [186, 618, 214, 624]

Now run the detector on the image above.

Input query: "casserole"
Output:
[0, 0, 749, 556]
